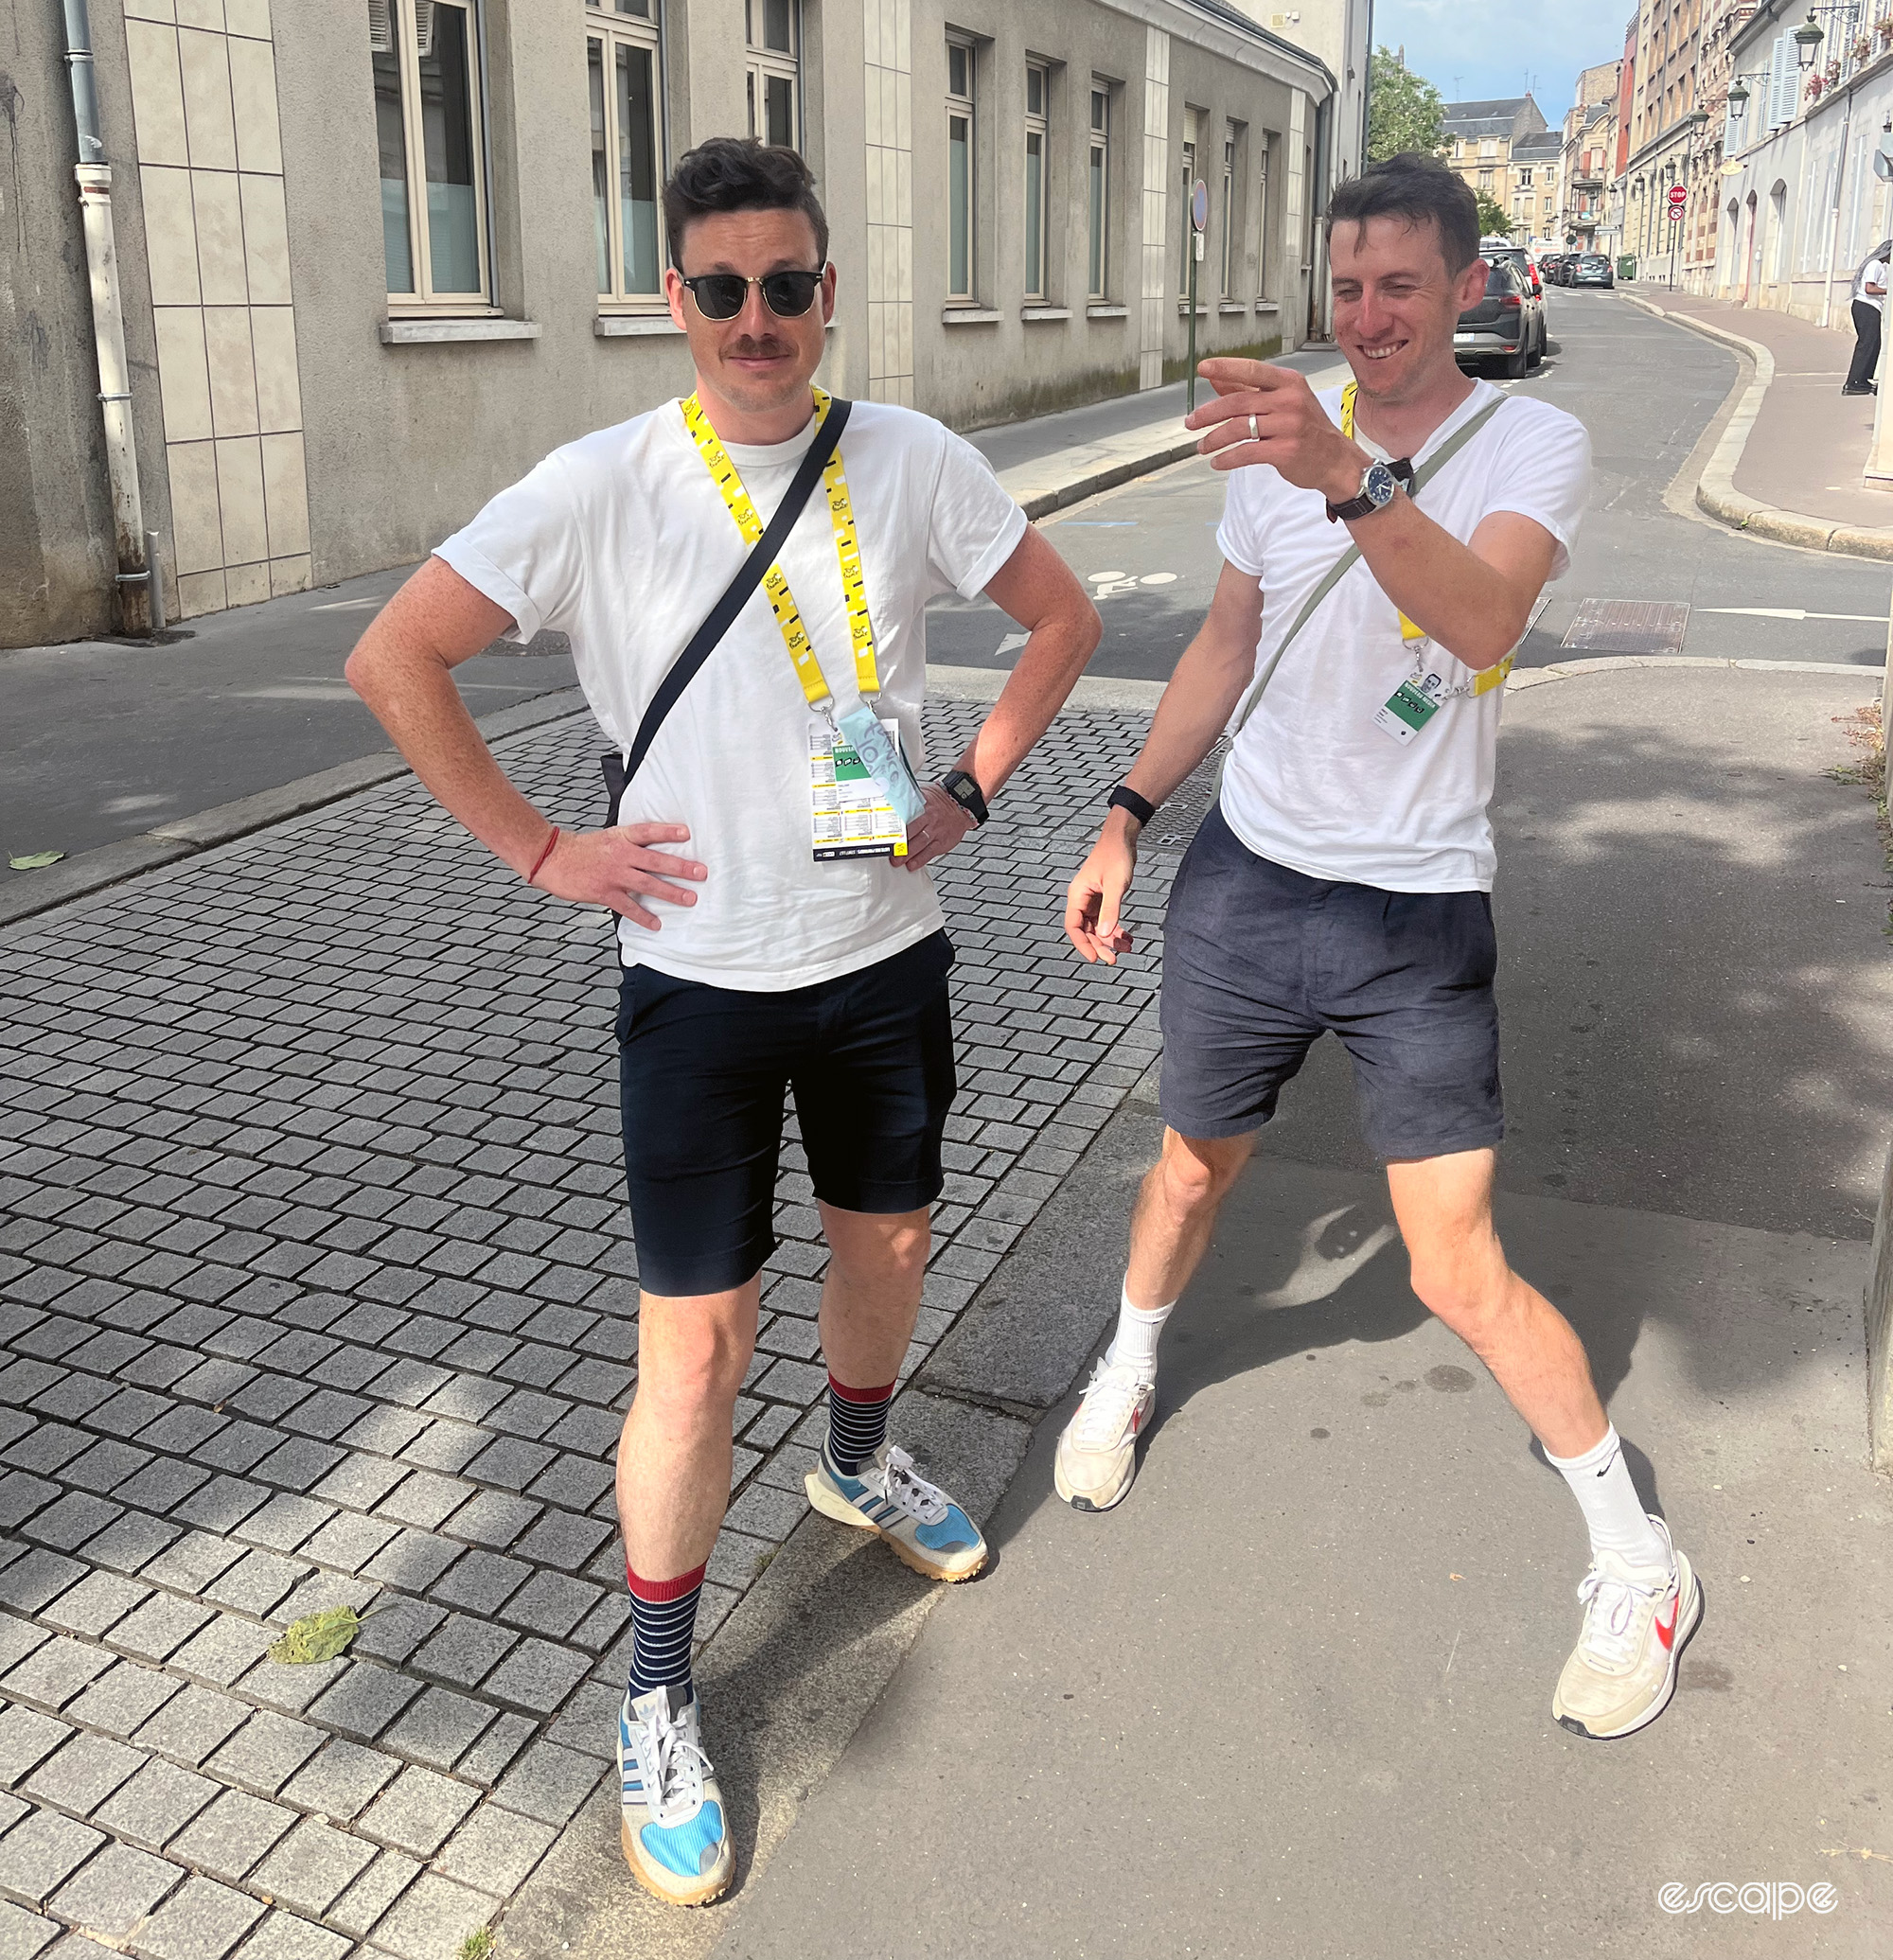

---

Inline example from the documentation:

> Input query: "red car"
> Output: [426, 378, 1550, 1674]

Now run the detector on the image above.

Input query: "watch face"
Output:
[1364, 461, 1398, 508]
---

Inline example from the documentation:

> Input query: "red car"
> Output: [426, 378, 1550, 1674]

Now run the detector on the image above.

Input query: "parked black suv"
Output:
[1454, 259, 1543, 378]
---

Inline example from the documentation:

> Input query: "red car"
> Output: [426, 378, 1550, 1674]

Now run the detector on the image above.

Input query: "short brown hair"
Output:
[1325, 153, 1480, 275]
[662, 137, 830, 267]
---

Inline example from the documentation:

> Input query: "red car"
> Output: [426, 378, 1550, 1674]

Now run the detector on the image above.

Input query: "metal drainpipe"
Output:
[60, 0, 155, 637]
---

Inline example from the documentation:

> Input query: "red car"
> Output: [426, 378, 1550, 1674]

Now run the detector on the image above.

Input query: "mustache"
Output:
[724, 335, 793, 358]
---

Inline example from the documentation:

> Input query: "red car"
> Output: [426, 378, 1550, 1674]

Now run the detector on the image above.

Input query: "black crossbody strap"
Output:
[602, 396, 853, 825]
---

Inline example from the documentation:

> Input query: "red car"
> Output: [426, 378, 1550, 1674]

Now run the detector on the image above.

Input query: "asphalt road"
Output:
[925, 291, 1893, 678]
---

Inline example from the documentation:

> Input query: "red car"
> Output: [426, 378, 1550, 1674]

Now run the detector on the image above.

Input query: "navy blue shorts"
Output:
[616, 930, 956, 1298]
[1158, 804, 1503, 1161]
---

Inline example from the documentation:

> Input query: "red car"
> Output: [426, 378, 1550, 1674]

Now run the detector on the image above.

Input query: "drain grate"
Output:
[1560, 598, 1690, 655]
[1144, 741, 1228, 854]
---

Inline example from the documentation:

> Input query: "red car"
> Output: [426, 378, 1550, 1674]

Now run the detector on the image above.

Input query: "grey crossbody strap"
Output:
[1227, 396, 1509, 739]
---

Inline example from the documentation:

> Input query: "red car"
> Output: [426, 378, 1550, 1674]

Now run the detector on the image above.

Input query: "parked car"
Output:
[1454, 257, 1544, 379]
[1571, 253, 1615, 289]
[1544, 254, 1574, 286]
[1481, 240, 1544, 298]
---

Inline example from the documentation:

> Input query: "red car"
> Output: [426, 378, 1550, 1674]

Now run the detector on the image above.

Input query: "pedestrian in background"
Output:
[1843, 238, 1888, 396]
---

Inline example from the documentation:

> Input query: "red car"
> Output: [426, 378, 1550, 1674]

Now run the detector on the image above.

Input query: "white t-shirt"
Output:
[1853, 256, 1887, 305]
[1214, 380, 1591, 892]
[437, 399, 1027, 989]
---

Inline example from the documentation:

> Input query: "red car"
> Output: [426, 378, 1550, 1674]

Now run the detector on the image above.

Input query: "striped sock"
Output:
[825, 1373, 896, 1476]
[626, 1561, 706, 1701]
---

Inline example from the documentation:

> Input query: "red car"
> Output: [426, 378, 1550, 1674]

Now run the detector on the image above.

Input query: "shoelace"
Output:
[632, 1697, 711, 1827]
[1071, 1359, 1147, 1450]
[1575, 1567, 1668, 1670]
[868, 1443, 950, 1525]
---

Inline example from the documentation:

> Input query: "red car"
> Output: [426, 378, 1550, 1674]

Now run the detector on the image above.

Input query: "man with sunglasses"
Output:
[346, 136, 1098, 1905]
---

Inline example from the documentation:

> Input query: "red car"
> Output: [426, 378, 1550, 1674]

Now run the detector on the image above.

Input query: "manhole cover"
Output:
[1560, 599, 1690, 654]
[1144, 742, 1228, 853]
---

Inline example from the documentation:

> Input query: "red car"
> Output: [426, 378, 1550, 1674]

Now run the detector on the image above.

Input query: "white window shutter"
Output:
[415, 0, 435, 60]
[367, 0, 395, 55]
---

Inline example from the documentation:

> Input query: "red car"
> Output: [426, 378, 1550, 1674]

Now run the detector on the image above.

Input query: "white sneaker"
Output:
[618, 1685, 734, 1906]
[805, 1440, 988, 1581]
[1552, 1516, 1703, 1740]
[1053, 1358, 1156, 1513]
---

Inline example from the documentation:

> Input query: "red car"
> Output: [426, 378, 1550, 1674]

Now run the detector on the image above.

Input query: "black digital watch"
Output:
[940, 768, 989, 826]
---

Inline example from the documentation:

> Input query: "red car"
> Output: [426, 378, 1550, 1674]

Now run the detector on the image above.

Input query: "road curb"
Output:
[1621, 291, 1893, 561]
[1006, 434, 1204, 520]
[0, 686, 592, 930]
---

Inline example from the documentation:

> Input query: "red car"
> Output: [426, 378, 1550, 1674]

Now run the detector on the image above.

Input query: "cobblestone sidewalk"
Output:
[0, 698, 1189, 1960]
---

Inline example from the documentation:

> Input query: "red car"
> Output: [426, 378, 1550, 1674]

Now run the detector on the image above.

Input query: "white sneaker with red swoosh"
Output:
[1552, 1515, 1702, 1739]
[1054, 1358, 1157, 1513]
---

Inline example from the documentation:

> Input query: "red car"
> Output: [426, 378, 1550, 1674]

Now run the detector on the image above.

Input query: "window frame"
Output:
[1178, 135, 1197, 296]
[746, 0, 801, 150]
[1024, 61, 1051, 302]
[1256, 132, 1272, 301]
[374, 0, 496, 315]
[946, 35, 977, 302]
[1220, 123, 1238, 295]
[1087, 80, 1109, 300]
[586, 1, 668, 312]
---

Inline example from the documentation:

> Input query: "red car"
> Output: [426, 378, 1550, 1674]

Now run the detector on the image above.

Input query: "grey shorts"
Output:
[1158, 803, 1504, 1161]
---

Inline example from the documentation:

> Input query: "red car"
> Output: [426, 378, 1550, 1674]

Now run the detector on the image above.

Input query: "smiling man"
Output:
[1056, 153, 1703, 1742]
[346, 137, 1097, 1905]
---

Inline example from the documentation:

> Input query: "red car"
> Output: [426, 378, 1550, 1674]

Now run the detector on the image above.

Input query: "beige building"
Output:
[1560, 62, 1621, 247]
[2, 0, 1336, 649]
[1618, 0, 1716, 278]
[1440, 95, 1552, 240]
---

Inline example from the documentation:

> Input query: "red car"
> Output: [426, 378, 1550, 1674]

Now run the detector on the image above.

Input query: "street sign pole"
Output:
[1187, 178, 1208, 413]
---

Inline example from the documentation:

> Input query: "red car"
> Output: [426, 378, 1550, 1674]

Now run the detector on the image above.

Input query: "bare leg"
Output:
[817, 1202, 931, 1388]
[615, 1280, 760, 1582]
[1386, 1147, 1607, 1458]
[1123, 1128, 1257, 1311]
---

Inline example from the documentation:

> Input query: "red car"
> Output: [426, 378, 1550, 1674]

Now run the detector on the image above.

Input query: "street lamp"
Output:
[1794, 11, 1824, 67]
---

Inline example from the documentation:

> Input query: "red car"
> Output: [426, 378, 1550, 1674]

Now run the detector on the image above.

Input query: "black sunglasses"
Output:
[677, 267, 826, 321]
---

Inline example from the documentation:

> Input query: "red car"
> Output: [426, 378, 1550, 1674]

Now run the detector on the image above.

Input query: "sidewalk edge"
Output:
[1621, 291, 1893, 561]
[0, 686, 593, 930]
[1006, 435, 1203, 520]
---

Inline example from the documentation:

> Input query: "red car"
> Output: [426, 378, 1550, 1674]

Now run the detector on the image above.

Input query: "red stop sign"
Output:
[1668, 185, 1688, 206]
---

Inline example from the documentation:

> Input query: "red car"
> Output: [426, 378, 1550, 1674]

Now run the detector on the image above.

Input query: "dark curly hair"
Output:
[1326, 152, 1480, 275]
[662, 137, 829, 267]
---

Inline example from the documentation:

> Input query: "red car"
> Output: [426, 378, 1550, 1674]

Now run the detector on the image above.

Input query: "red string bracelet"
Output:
[525, 826, 560, 886]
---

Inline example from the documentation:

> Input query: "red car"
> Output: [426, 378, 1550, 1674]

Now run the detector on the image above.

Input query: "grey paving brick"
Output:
[373, 1473, 470, 1534]
[130, 1684, 254, 1769]
[361, 1870, 493, 1960]
[512, 1510, 612, 1571]
[340, 1597, 442, 1668]
[164, 1789, 296, 1884]
[169, 1476, 271, 1542]
[478, 1636, 589, 1719]
[200, 1550, 310, 1618]
[303, 1662, 420, 1744]
[139, 1534, 244, 1598]
[309, 1454, 407, 1513]
[541, 1679, 620, 1760]
[203, 1711, 323, 1798]
[102, 1596, 215, 1669]
[324, 1845, 421, 1939]
[353, 1764, 477, 1859]
[397, 1421, 488, 1476]
[62, 1660, 181, 1739]
[433, 1801, 558, 1898]
[74, 1513, 180, 1580]
[425, 1551, 528, 1619]
[233, 1658, 345, 1720]
[20, 1492, 121, 1554]
[38, 1571, 150, 1640]
[0, 1899, 61, 1960]
[491, 1739, 605, 1827]
[2, 1637, 113, 1714]
[128, 1873, 264, 1960]
[375, 1686, 491, 1775]
[0, 1809, 104, 1908]
[231, 1496, 332, 1558]
[441, 1491, 538, 1551]
[0, 1710, 71, 1788]
[89, 1757, 218, 1857]
[725, 1480, 811, 1542]
[453, 1710, 535, 1791]
[247, 1819, 375, 1917]
[226, 1907, 351, 1960]
[21, 1731, 145, 1817]
[0, 1618, 48, 1678]
[165, 1618, 272, 1691]
[45, 1841, 181, 1940]
[276, 1739, 397, 1823]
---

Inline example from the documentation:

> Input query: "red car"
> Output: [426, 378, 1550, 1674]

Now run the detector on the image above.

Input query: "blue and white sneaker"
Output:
[618, 1685, 734, 1906]
[805, 1439, 987, 1581]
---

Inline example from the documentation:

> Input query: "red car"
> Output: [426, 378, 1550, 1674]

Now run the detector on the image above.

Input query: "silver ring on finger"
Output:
[1247, 414, 1260, 443]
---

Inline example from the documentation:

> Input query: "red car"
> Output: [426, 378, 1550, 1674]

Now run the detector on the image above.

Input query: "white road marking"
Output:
[992, 631, 1029, 659]
[1694, 608, 1889, 622]
[309, 596, 388, 612]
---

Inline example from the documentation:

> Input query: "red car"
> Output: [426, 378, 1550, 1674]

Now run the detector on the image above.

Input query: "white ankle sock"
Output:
[1545, 1425, 1672, 1578]
[1103, 1281, 1175, 1382]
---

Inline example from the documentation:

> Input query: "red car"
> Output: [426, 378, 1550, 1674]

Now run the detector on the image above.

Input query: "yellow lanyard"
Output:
[681, 388, 879, 712]
[1339, 381, 1511, 697]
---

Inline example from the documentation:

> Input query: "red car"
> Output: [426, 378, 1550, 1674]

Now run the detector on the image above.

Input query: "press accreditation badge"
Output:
[1373, 666, 1447, 746]
[809, 719, 911, 860]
